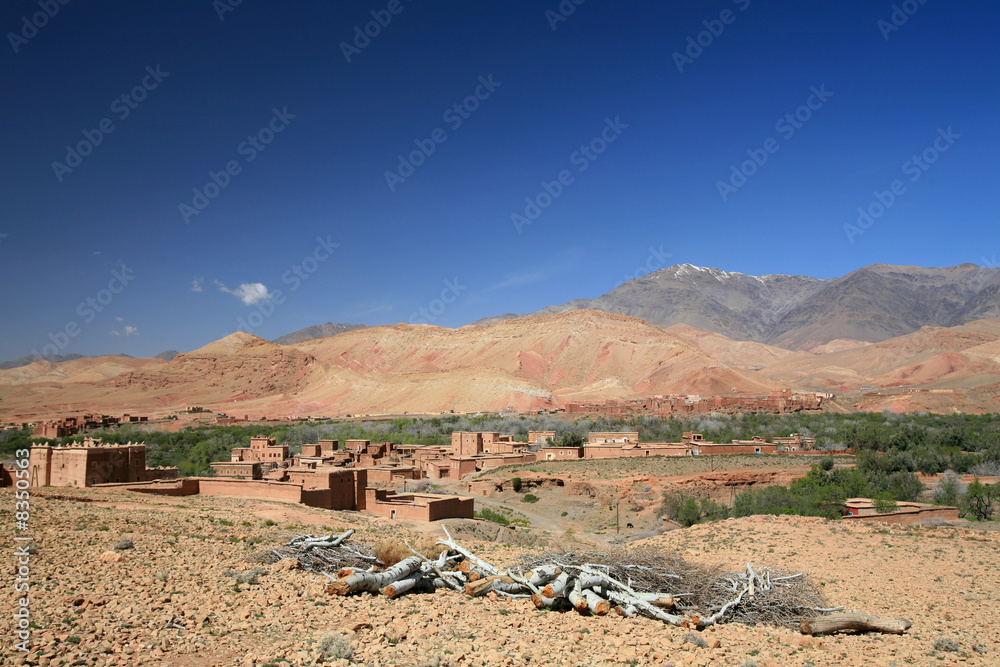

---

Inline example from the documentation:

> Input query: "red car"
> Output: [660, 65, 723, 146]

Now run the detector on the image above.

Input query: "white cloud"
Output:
[191, 277, 204, 293]
[214, 279, 273, 305]
[111, 325, 138, 337]
[115, 316, 123, 322]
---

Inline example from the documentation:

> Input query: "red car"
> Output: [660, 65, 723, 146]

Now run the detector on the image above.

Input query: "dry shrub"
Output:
[375, 537, 446, 566]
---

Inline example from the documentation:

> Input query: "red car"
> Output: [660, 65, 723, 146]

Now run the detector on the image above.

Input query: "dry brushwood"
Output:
[246, 530, 379, 573]
[307, 529, 869, 633]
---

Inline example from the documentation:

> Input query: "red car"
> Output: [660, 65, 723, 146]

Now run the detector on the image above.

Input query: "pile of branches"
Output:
[247, 529, 380, 572]
[515, 546, 832, 627]
[319, 528, 840, 629]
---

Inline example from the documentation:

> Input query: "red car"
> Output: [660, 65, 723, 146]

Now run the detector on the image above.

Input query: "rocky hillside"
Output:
[273, 322, 367, 345]
[476, 263, 1000, 351]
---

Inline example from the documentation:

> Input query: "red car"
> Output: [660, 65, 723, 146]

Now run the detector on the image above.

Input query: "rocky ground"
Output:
[3, 487, 999, 667]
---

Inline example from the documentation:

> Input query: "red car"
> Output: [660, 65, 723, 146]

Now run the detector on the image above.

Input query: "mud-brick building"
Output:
[229, 436, 289, 464]
[29, 438, 178, 488]
[364, 488, 474, 521]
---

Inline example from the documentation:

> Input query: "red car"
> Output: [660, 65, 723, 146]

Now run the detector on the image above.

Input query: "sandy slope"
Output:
[2, 487, 997, 667]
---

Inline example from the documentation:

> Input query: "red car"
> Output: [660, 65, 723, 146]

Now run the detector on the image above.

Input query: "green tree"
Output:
[559, 431, 584, 448]
[511, 477, 522, 493]
[677, 498, 702, 527]
[963, 478, 996, 520]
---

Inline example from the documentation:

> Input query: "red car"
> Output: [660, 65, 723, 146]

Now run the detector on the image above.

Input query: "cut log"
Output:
[528, 564, 561, 587]
[541, 571, 571, 599]
[326, 556, 422, 596]
[801, 613, 912, 636]
[580, 589, 611, 616]
[634, 592, 674, 608]
[465, 575, 515, 597]
[383, 568, 427, 599]
[614, 604, 638, 618]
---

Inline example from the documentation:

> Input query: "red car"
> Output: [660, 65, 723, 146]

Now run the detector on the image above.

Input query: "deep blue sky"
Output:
[2, 0, 998, 360]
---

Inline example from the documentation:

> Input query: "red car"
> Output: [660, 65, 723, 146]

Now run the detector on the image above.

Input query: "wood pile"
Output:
[268, 528, 857, 630]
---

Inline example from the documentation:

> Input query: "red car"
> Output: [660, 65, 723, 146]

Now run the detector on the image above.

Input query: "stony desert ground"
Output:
[3, 487, 999, 667]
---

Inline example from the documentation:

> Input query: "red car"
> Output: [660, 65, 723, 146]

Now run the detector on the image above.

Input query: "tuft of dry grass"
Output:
[374, 537, 447, 566]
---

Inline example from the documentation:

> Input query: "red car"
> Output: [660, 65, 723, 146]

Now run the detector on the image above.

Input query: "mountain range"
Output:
[3, 263, 1000, 420]
[474, 263, 1000, 351]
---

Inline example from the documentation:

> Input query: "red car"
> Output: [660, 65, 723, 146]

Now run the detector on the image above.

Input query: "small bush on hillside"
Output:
[932, 637, 960, 653]
[318, 633, 353, 660]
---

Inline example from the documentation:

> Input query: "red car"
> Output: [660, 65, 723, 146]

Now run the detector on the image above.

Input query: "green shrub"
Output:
[873, 492, 897, 514]
[677, 498, 702, 527]
[521, 493, 539, 504]
[476, 508, 510, 525]
[511, 477, 522, 493]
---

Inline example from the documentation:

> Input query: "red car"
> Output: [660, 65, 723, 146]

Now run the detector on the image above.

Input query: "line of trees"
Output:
[4, 410, 999, 477]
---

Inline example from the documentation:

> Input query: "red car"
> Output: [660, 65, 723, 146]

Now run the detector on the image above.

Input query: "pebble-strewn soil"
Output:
[3, 488, 998, 666]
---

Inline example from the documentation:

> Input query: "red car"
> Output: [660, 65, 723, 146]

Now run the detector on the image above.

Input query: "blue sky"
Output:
[1, 0, 998, 360]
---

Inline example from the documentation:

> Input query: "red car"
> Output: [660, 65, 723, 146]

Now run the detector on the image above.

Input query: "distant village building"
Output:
[842, 498, 958, 525]
[28, 437, 177, 488]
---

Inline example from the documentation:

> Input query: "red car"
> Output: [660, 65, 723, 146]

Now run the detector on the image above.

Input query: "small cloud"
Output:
[191, 277, 204, 293]
[115, 316, 123, 322]
[214, 279, 273, 306]
[111, 325, 139, 337]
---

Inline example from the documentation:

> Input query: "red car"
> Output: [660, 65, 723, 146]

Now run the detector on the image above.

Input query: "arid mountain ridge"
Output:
[474, 263, 1000, 351]
[3, 308, 1000, 420]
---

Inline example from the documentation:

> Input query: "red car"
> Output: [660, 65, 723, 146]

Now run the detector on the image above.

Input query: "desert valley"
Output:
[5, 2, 1000, 665]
